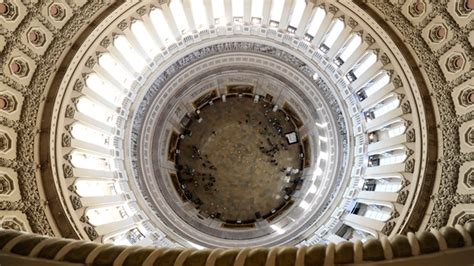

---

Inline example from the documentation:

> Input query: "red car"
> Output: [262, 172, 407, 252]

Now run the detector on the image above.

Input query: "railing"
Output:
[0, 223, 473, 266]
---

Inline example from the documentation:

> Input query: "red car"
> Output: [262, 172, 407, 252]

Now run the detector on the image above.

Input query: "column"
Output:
[224, 0, 233, 25]
[161, 3, 181, 40]
[261, 0, 272, 26]
[311, 12, 335, 48]
[73, 168, 115, 179]
[142, 14, 165, 50]
[182, 0, 196, 32]
[295, 2, 314, 37]
[278, 0, 293, 31]
[344, 213, 385, 231]
[357, 191, 398, 203]
[204, 0, 215, 27]
[82, 195, 126, 209]
[243, 0, 251, 24]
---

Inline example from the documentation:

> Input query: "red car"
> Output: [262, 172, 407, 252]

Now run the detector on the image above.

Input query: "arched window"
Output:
[104, 227, 145, 245]
[305, 7, 326, 41]
[347, 51, 377, 82]
[289, 0, 306, 30]
[85, 73, 125, 106]
[70, 122, 112, 148]
[191, 0, 208, 29]
[98, 53, 134, 88]
[211, 0, 225, 25]
[368, 119, 407, 143]
[75, 179, 118, 197]
[114, 35, 147, 72]
[364, 94, 400, 121]
[336, 34, 362, 66]
[368, 147, 407, 167]
[70, 151, 114, 171]
[352, 202, 392, 222]
[149, 9, 175, 46]
[320, 19, 344, 52]
[86, 205, 129, 226]
[270, 0, 285, 26]
[362, 177, 402, 192]
[251, 0, 264, 23]
[232, 0, 244, 20]
[170, 0, 189, 34]
[76, 97, 117, 125]
[130, 20, 160, 57]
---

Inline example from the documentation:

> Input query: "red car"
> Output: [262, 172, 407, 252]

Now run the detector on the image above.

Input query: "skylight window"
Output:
[270, 0, 285, 24]
[75, 180, 117, 197]
[306, 7, 326, 37]
[86, 205, 128, 226]
[211, 0, 225, 24]
[150, 9, 175, 46]
[338, 34, 362, 63]
[76, 97, 117, 125]
[71, 122, 112, 148]
[232, 0, 244, 18]
[70, 151, 114, 171]
[321, 19, 344, 52]
[191, 0, 208, 29]
[98, 54, 134, 88]
[373, 97, 400, 118]
[85, 73, 125, 106]
[114, 35, 147, 72]
[364, 72, 390, 97]
[130, 20, 160, 57]
[352, 52, 377, 78]
[289, 0, 306, 28]
[251, 0, 264, 20]
[170, 0, 189, 34]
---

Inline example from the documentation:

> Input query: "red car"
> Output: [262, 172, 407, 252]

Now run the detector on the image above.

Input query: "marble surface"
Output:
[176, 97, 302, 222]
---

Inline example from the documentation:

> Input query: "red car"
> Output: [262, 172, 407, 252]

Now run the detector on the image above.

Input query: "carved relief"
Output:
[464, 168, 474, 189]
[0, 93, 17, 113]
[404, 158, 415, 173]
[429, 24, 448, 43]
[465, 127, 474, 146]
[459, 89, 474, 107]
[65, 105, 76, 118]
[446, 54, 466, 73]
[9, 58, 29, 77]
[27, 28, 46, 47]
[408, 0, 426, 17]
[84, 226, 99, 241]
[62, 133, 71, 147]
[406, 128, 416, 142]
[0, 132, 12, 153]
[397, 190, 409, 204]
[48, 3, 66, 21]
[1, 217, 26, 231]
[0, 174, 13, 196]
[0, 1, 18, 20]
[70, 195, 83, 210]
[381, 221, 395, 235]
[63, 164, 74, 178]
[85, 56, 97, 68]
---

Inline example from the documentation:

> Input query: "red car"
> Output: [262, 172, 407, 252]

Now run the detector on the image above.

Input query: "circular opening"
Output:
[175, 96, 303, 224]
